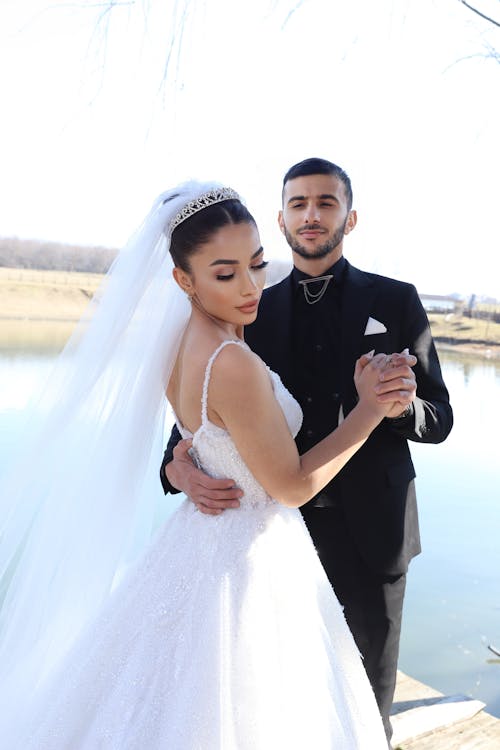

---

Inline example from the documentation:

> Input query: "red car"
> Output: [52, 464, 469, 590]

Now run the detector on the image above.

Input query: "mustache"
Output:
[299, 224, 326, 232]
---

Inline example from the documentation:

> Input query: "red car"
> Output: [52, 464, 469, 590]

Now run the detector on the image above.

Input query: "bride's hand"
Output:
[355, 349, 418, 420]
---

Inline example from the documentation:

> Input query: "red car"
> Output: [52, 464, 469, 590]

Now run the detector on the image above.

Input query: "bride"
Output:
[0, 181, 409, 748]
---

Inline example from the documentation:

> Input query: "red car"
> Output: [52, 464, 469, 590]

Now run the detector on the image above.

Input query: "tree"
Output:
[93, 1, 500, 67]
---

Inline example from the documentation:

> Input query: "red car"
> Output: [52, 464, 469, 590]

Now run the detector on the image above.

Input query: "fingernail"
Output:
[364, 349, 375, 358]
[402, 348, 409, 355]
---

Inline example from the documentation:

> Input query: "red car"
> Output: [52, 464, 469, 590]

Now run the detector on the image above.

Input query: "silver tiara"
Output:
[169, 187, 240, 233]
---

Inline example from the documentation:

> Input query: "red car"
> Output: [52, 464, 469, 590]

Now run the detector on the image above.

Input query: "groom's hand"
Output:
[165, 438, 243, 516]
[375, 349, 417, 419]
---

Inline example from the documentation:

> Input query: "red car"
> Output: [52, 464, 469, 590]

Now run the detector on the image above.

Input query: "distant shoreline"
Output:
[1, 268, 499, 358]
[434, 341, 500, 360]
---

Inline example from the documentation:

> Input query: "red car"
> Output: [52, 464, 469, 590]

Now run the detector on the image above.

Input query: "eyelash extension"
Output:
[216, 260, 268, 281]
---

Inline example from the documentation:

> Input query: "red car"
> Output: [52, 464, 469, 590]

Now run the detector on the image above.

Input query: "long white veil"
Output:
[0, 180, 224, 713]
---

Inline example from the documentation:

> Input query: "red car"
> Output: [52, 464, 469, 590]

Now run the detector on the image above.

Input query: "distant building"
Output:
[419, 294, 458, 313]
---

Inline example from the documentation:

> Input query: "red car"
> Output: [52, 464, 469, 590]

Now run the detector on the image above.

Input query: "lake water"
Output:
[0, 345, 499, 717]
[398, 350, 500, 717]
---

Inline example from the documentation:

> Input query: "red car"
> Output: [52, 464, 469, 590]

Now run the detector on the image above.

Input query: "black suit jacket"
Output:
[161, 260, 453, 576]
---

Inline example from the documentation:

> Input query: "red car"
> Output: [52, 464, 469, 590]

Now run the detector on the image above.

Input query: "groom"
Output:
[160, 158, 453, 743]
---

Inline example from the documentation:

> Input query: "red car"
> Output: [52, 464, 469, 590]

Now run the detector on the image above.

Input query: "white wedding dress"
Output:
[13, 340, 388, 749]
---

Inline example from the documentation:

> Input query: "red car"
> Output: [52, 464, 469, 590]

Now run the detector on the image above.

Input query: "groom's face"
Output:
[278, 174, 356, 265]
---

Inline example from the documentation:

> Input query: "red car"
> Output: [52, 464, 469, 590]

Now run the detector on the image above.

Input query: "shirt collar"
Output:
[291, 255, 347, 292]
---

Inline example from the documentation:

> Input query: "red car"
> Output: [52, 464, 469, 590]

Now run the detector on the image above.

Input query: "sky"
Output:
[0, 0, 499, 297]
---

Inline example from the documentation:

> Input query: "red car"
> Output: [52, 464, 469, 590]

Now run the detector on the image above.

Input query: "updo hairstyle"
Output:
[169, 200, 256, 273]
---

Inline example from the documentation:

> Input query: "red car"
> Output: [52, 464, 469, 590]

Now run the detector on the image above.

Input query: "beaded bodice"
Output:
[175, 340, 303, 509]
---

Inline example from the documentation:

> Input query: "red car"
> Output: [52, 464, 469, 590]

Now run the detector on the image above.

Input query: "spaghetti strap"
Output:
[201, 340, 247, 427]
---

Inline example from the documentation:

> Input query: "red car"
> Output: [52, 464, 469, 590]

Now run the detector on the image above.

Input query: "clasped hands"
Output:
[355, 348, 417, 420]
[166, 349, 417, 516]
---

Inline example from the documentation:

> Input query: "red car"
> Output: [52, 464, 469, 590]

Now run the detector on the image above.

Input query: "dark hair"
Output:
[170, 199, 256, 272]
[282, 158, 353, 210]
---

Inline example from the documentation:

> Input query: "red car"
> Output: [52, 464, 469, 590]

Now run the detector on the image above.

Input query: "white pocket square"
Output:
[364, 317, 387, 335]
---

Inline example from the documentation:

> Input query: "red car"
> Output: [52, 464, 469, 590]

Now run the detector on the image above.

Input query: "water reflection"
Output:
[0, 319, 76, 353]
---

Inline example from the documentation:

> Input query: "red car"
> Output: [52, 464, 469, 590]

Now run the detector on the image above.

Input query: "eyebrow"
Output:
[287, 193, 339, 204]
[209, 246, 264, 266]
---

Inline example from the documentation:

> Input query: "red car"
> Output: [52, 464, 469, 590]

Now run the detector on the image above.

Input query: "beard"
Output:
[283, 221, 347, 260]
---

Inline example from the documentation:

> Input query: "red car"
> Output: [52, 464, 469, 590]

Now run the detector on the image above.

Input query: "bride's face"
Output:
[177, 221, 267, 328]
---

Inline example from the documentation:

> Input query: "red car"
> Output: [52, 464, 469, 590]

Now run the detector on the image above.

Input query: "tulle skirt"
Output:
[8, 499, 387, 749]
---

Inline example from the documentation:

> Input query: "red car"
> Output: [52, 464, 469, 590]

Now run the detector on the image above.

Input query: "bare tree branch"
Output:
[459, 0, 500, 28]
[484, 39, 500, 62]
[281, 1, 308, 30]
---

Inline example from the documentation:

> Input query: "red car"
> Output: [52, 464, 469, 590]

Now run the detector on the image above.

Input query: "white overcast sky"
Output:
[0, 0, 499, 297]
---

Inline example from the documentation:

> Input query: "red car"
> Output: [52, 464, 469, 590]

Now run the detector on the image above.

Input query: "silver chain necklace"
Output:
[298, 275, 334, 305]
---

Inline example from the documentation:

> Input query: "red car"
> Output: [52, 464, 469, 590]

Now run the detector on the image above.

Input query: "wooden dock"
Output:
[391, 671, 500, 749]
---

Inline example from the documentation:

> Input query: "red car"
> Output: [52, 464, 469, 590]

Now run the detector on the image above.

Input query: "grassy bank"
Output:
[0, 267, 102, 319]
[1, 268, 499, 356]
[427, 310, 500, 359]
[0, 268, 102, 348]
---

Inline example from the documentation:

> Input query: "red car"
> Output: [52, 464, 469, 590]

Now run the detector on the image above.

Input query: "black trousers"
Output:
[301, 505, 406, 745]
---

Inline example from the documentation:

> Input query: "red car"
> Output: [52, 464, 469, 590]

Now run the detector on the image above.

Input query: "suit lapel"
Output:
[340, 262, 377, 412]
[265, 275, 294, 386]
[246, 274, 295, 389]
